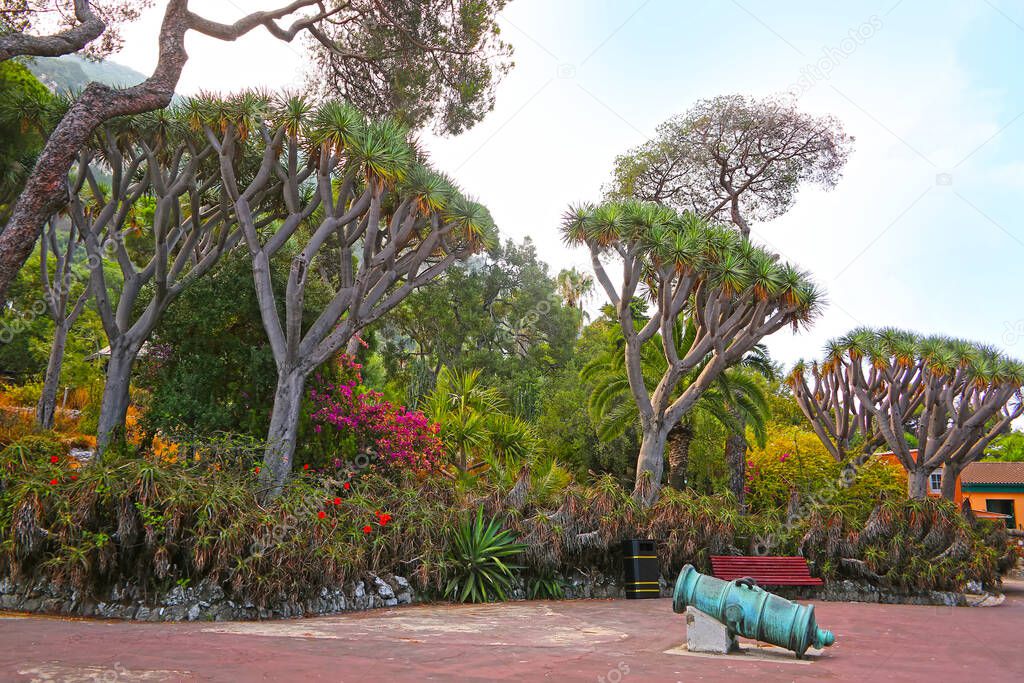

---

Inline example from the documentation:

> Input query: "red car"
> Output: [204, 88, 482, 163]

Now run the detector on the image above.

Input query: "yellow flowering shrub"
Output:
[746, 424, 906, 523]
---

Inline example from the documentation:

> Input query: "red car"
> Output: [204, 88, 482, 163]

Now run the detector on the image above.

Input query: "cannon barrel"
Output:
[672, 564, 834, 658]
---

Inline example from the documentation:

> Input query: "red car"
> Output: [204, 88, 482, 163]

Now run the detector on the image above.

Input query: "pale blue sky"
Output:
[116, 1, 1024, 367]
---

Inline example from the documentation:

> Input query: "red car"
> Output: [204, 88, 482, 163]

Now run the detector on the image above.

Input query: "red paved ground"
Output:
[2, 579, 1023, 682]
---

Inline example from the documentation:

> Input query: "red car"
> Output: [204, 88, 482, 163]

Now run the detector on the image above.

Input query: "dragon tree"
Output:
[210, 95, 499, 499]
[562, 200, 822, 505]
[788, 328, 1024, 498]
[71, 101, 284, 454]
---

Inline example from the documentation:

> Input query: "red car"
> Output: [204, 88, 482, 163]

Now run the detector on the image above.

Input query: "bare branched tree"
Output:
[788, 328, 1024, 498]
[609, 94, 853, 236]
[562, 201, 822, 505]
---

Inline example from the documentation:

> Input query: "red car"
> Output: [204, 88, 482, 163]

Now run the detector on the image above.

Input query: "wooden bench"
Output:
[710, 555, 823, 587]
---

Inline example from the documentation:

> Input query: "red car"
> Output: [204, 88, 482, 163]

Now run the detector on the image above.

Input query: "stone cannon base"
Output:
[685, 606, 738, 654]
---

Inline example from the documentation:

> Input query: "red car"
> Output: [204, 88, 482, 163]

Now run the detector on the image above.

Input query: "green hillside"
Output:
[23, 54, 146, 93]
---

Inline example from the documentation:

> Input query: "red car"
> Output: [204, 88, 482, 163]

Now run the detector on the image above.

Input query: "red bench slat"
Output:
[709, 555, 823, 586]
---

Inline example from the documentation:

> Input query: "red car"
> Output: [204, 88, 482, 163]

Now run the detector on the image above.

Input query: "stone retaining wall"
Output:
[0, 571, 988, 621]
[0, 574, 416, 622]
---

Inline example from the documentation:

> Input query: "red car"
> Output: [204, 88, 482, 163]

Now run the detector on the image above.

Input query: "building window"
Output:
[928, 471, 942, 494]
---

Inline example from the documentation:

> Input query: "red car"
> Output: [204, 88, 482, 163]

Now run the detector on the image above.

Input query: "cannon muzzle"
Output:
[672, 564, 834, 658]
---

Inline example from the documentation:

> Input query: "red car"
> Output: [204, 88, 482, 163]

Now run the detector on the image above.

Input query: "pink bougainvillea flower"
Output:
[362, 525, 372, 534]
[306, 371, 444, 473]
[317, 511, 326, 520]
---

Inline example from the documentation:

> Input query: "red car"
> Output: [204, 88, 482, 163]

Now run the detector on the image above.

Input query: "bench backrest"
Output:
[710, 555, 819, 585]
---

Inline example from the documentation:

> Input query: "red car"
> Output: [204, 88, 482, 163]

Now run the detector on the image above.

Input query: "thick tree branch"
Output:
[0, 0, 105, 62]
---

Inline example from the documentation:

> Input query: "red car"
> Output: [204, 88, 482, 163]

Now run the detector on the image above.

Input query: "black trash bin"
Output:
[621, 539, 659, 599]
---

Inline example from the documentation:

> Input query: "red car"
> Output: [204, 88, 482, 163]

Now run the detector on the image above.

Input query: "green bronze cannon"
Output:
[672, 564, 834, 658]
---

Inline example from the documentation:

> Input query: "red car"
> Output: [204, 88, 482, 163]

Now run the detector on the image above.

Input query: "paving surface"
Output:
[1, 579, 1023, 682]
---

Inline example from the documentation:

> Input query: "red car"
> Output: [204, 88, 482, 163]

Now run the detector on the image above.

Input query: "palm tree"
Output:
[721, 358, 774, 510]
[425, 367, 505, 472]
[425, 366, 539, 474]
[556, 268, 594, 332]
[582, 316, 771, 505]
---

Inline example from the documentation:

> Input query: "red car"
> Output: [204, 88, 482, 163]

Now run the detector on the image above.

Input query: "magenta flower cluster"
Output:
[308, 358, 443, 471]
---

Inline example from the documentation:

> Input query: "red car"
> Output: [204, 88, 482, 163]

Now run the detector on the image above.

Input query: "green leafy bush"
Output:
[3, 382, 42, 407]
[745, 424, 906, 525]
[443, 506, 525, 603]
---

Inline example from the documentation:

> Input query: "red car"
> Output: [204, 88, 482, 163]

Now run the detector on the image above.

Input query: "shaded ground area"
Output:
[2, 580, 1023, 682]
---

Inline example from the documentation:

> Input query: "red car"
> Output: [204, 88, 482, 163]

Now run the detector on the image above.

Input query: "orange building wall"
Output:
[961, 491, 1024, 531]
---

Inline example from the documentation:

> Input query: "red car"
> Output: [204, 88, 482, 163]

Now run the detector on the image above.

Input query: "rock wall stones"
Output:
[0, 571, 984, 621]
[0, 573, 416, 622]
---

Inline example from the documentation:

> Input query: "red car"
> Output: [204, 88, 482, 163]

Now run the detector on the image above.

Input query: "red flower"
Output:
[49, 456, 59, 464]
[49, 478, 58, 486]
[254, 467, 261, 474]
[70, 475, 78, 481]
[343, 482, 351, 490]
[317, 511, 326, 520]
[333, 497, 342, 505]
[362, 525, 372, 534]
[379, 513, 392, 525]
[303, 464, 310, 470]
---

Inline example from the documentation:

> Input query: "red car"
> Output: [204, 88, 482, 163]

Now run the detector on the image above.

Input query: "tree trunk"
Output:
[258, 370, 307, 501]
[666, 421, 694, 490]
[345, 333, 362, 356]
[36, 321, 69, 430]
[633, 421, 668, 507]
[940, 463, 960, 501]
[95, 342, 138, 457]
[907, 469, 929, 499]
[726, 430, 749, 510]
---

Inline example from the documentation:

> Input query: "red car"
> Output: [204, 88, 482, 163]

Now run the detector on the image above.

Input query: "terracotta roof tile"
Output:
[961, 462, 1024, 486]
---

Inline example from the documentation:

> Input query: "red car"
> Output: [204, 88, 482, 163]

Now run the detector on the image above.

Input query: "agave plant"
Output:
[527, 574, 565, 600]
[443, 506, 526, 603]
